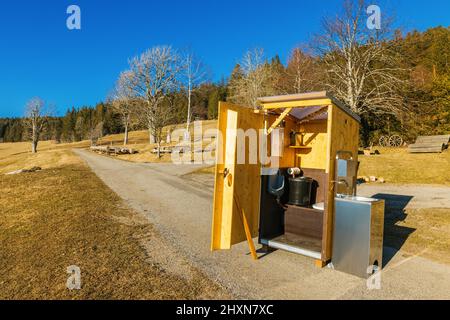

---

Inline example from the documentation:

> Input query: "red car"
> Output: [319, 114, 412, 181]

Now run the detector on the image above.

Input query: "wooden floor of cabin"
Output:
[270, 233, 322, 253]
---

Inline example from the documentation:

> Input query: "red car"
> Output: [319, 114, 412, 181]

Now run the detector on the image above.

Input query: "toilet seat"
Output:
[312, 202, 325, 211]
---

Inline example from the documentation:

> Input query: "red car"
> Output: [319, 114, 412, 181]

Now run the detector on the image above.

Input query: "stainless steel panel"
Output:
[335, 152, 358, 196]
[332, 151, 385, 278]
[333, 199, 371, 278]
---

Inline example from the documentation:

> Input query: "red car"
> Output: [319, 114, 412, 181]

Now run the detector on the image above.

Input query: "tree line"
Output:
[1, 0, 448, 151]
[0, 83, 226, 145]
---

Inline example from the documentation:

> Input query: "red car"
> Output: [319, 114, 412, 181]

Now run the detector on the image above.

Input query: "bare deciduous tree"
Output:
[228, 48, 274, 108]
[286, 48, 319, 94]
[314, 0, 408, 116]
[125, 45, 182, 157]
[24, 97, 50, 153]
[91, 121, 104, 146]
[182, 51, 207, 140]
[109, 71, 137, 145]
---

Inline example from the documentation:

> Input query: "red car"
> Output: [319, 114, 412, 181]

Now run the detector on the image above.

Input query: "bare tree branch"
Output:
[181, 51, 208, 139]
[312, 0, 409, 117]
[228, 48, 274, 108]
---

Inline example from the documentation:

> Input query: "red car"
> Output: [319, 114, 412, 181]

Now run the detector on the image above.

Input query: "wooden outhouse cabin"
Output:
[211, 92, 361, 266]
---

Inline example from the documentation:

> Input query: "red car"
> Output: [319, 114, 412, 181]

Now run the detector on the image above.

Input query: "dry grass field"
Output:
[358, 147, 450, 185]
[0, 142, 229, 299]
[0, 140, 90, 174]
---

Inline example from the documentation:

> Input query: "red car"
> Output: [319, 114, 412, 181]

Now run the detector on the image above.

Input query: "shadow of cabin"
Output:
[372, 193, 416, 267]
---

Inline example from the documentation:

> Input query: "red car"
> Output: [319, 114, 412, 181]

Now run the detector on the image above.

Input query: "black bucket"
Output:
[288, 176, 313, 206]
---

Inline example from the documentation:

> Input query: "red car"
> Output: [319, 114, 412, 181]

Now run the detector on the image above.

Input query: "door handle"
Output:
[221, 168, 230, 178]
[219, 168, 233, 186]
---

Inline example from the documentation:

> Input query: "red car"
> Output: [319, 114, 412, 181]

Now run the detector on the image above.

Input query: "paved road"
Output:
[74, 149, 450, 299]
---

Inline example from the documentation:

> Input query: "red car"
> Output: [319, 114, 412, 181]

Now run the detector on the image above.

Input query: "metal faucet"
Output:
[335, 150, 357, 198]
[337, 179, 349, 187]
[336, 179, 350, 198]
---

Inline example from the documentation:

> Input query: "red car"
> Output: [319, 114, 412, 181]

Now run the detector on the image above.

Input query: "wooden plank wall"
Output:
[211, 102, 228, 250]
[295, 120, 328, 170]
[264, 113, 296, 168]
[322, 104, 360, 261]
[231, 106, 264, 245]
[265, 114, 328, 170]
[211, 102, 264, 250]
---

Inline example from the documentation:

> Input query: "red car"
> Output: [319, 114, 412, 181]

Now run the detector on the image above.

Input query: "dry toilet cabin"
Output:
[210, 91, 385, 278]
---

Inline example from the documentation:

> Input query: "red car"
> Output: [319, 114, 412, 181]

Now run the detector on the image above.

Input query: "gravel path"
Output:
[358, 184, 450, 209]
[74, 149, 450, 299]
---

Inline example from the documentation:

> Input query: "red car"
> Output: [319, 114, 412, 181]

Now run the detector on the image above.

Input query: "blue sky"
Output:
[0, 0, 449, 117]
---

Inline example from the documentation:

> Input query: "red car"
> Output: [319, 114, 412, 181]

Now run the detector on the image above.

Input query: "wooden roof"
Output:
[257, 91, 361, 123]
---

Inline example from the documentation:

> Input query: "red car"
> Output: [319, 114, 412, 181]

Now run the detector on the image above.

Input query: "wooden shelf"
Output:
[289, 145, 312, 149]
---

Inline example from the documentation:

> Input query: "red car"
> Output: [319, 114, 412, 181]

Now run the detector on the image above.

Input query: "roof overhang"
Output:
[257, 91, 361, 123]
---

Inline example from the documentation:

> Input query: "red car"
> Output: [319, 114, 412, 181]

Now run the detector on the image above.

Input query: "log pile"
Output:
[150, 145, 216, 154]
[151, 146, 185, 154]
[5, 166, 42, 175]
[90, 146, 137, 155]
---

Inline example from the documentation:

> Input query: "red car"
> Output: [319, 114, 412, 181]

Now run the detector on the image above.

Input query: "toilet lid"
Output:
[312, 202, 325, 211]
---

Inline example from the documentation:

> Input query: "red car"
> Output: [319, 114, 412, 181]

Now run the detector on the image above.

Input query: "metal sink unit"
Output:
[331, 151, 385, 278]
[332, 195, 385, 278]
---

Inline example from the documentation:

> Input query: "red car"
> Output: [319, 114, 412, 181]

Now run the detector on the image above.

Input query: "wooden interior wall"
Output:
[265, 114, 329, 170]
[232, 106, 264, 245]
[264, 113, 296, 168]
[285, 206, 324, 239]
[322, 104, 360, 261]
[294, 120, 328, 170]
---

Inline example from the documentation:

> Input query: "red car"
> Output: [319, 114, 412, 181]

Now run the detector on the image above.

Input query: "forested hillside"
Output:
[0, 83, 227, 144]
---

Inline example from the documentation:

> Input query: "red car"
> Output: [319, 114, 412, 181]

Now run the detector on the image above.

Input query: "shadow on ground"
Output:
[372, 193, 417, 267]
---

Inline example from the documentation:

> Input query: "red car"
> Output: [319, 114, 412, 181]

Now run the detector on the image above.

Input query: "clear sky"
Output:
[0, 0, 449, 117]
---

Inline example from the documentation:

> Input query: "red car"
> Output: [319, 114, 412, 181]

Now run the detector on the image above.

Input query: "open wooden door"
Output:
[211, 102, 264, 250]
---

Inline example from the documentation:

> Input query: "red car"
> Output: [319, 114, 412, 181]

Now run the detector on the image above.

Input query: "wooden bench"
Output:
[408, 135, 450, 153]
